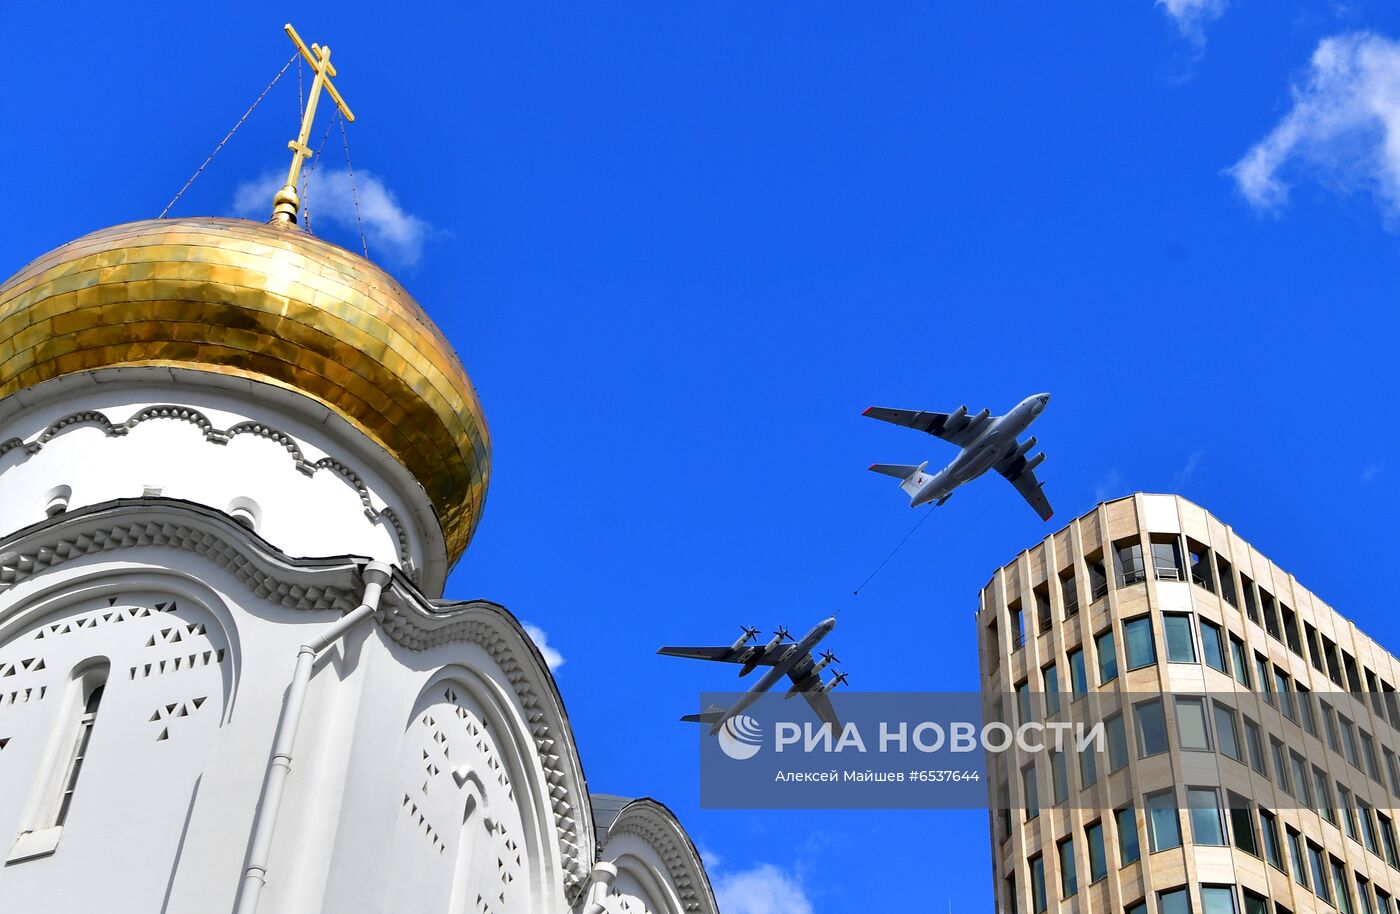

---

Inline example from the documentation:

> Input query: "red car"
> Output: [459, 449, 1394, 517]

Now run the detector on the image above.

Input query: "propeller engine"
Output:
[822, 671, 850, 694]
[730, 625, 761, 651]
[763, 627, 791, 653]
[814, 650, 839, 674]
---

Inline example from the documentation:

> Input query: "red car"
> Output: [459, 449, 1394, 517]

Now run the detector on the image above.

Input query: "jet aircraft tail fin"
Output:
[868, 461, 931, 496]
[680, 705, 728, 725]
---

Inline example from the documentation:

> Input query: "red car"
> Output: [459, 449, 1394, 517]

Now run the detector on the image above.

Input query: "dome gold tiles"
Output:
[0, 217, 490, 563]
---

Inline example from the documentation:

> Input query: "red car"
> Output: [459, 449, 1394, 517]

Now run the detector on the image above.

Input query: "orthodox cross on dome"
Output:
[269, 23, 355, 226]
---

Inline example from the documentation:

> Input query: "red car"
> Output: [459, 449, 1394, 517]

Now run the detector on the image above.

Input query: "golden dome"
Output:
[0, 217, 489, 563]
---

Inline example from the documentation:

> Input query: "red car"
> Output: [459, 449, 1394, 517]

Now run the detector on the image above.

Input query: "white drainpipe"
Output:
[234, 561, 393, 914]
[582, 861, 619, 914]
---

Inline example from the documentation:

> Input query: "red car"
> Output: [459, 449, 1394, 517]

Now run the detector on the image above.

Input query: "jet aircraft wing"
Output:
[862, 406, 997, 448]
[786, 666, 843, 729]
[656, 645, 782, 665]
[996, 451, 1054, 521]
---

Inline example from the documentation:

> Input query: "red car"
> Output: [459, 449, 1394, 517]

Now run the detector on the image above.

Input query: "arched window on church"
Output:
[8, 660, 111, 863]
[53, 672, 106, 827]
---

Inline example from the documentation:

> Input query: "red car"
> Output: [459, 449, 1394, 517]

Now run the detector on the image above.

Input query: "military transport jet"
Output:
[863, 393, 1053, 521]
[659, 618, 845, 735]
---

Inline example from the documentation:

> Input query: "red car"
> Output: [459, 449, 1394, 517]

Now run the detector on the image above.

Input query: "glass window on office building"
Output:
[1322, 701, 1340, 752]
[1106, 713, 1129, 772]
[1244, 718, 1266, 775]
[1287, 828, 1308, 888]
[1147, 790, 1182, 852]
[1259, 809, 1283, 870]
[1085, 820, 1106, 883]
[1050, 751, 1069, 805]
[1029, 853, 1047, 913]
[1176, 696, 1211, 751]
[1341, 716, 1360, 767]
[1331, 857, 1355, 914]
[1124, 616, 1156, 670]
[1227, 793, 1257, 856]
[1136, 698, 1168, 757]
[1059, 567, 1078, 617]
[1213, 702, 1241, 761]
[1312, 768, 1333, 825]
[1275, 667, 1296, 720]
[1308, 843, 1330, 903]
[1095, 629, 1118, 685]
[1338, 784, 1357, 839]
[1159, 887, 1191, 914]
[1042, 663, 1061, 716]
[1057, 837, 1076, 899]
[1067, 647, 1088, 695]
[1202, 886, 1238, 914]
[1164, 613, 1197, 663]
[1151, 534, 1183, 580]
[1359, 800, 1379, 855]
[1361, 730, 1380, 781]
[1116, 806, 1140, 865]
[1188, 788, 1227, 846]
[1296, 685, 1317, 736]
[1271, 739, 1291, 794]
[1079, 743, 1097, 789]
[1379, 812, 1400, 867]
[1115, 538, 1145, 586]
[1199, 618, 1226, 672]
[1229, 636, 1250, 687]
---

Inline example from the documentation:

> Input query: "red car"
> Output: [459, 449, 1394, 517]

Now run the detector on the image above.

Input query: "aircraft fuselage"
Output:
[711, 617, 836, 734]
[910, 394, 1048, 507]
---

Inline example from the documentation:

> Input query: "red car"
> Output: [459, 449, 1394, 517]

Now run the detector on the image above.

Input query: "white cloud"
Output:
[1362, 462, 1383, 483]
[1231, 33, 1400, 219]
[1157, 0, 1228, 45]
[1173, 449, 1206, 487]
[232, 168, 431, 268]
[1094, 470, 1124, 503]
[522, 623, 565, 671]
[713, 864, 813, 914]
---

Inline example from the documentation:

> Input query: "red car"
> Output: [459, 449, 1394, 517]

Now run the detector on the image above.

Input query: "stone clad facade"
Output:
[979, 493, 1400, 914]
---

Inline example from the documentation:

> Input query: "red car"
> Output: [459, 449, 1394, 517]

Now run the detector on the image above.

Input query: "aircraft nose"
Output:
[1034, 393, 1050, 411]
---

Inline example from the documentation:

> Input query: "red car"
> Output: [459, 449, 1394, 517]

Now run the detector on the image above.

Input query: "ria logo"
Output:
[718, 715, 764, 761]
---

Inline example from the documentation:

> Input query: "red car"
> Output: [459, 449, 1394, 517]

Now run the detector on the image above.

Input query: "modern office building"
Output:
[979, 493, 1400, 914]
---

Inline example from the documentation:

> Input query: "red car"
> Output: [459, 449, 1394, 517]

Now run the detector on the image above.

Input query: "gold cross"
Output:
[270, 23, 356, 225]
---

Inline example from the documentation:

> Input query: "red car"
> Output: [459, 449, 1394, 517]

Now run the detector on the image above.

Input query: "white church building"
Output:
[0, 215, 719, 914]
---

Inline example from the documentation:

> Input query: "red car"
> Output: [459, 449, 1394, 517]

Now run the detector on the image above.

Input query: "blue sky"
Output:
[5, 2, 1400, 911]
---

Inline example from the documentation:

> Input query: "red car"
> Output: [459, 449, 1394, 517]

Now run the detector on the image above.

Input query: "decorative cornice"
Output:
[604, 800, 718, 914]
[0, 499, 362, 613]
[0, 404, 415, 576]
